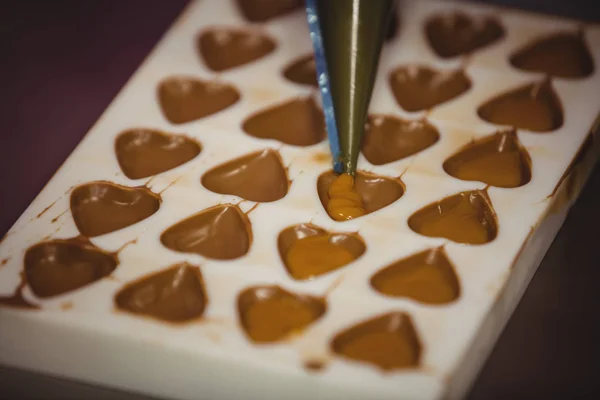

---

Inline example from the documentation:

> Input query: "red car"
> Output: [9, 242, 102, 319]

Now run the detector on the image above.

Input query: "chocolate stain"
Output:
[36, 199, 59, 219]
[477, 79, 563, 132]
[370, 247, 460, 304]
[304, 360, 327, 372]
[278, 223, 366, 280]
[317, 170, 404, 221]
[331, 312, 421, 371]
[161, 204, 252, 260]
[282, 54, 317, 88]
[236, 0, 302, 22]
[70, 181, 160, 237]
[425, 12, 505, 58]
[389, 66, 471, 112]
[510, 31, 594, 78]
[443, 129, 532, 188]
[237, 285, 326, 343]
[61, 301, 73, 311]
[362, 115, 440, 165]
[115, 263, 207, 323]
[51, 209, 69, 224]
[24, 236, 118, 298]
[408, 190, 497, 245]
[115, 129, 201, 180]
[158, 76, 240, 124]
[0, 273, 38, 309]
[201, 148, 289, 202]
[1, 258, 9, 266]
[197, 27, 276, 72]
[242, 96, 326, 146]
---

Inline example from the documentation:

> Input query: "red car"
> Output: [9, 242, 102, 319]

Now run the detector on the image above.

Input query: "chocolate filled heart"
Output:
[70, 181, 160, 237]
[282, 54, 317, 87]
[115, 129, 201, 179]
[236, 0, 302, 22]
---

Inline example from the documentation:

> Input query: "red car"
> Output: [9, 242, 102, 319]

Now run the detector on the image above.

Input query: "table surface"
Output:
[1, 1, 599, 399]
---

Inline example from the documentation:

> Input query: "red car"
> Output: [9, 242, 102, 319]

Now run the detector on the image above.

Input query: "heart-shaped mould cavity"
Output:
[158, 76, 240, 124]
[362, 115, 440, 165]
[238, 285, 326, 343]
[408, 190, 497, 245]
[330, 312, 421, 371]
[115, 129, 201, 180]
[477, 80, 563, 132]
[242, 96, 326, 147]
[24, 237, 117, 298]
[70, 181, 160, 237]
[282, 54, 317, 87]
[160, 204, 252, 260]
[278, 223, 366, 280]
[370, 247, 460, 304]
[197, 27, 276, 72]
[389, 65, 471, 112]
[236, 0, 303, 22]
[425, 12, 505, 58]
[510, 32, 594, 79]
[115, 263, 207, 323]
[201, 149, 289, 202]
[443, 129, 532, 188]
[317, 170, 404, 221]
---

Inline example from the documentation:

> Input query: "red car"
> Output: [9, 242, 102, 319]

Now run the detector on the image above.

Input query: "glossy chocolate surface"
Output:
[282, 54, 317, 87]
[115, 129, 201, 180]
[201, 149, 289, 202]
[236, 0, 302, 22]
[70, 181, 160, 237]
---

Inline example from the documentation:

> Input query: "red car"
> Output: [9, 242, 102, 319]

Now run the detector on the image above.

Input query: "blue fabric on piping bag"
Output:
[305, 0, 343, 174]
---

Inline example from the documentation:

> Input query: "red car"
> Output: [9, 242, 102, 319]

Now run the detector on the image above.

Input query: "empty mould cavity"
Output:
[331, 312, 421, 371]
[242, 96, 326, 146]
[278, 223, 366, 280]
[197, 27, 276, 72]
[282, 54, 317, 87]
[70, 181, 160, 237]
[477, 80, 563, 132]
[510, 31, 594, 78]
[425, 12, 505, 58]
[389, 66, 471, 112]
[317, 170, 404, 221]
[362, 115, 440, 165]
[238, 285, 326, 343]
[370, 247, 460, 304]
[24, 237, 117, 298]
[158, 76, 240, 124]
[236, 0, 302, 22]
[408, 190, 497, 245]
[443, 129, 532, 188]
[115, 129, 201, 180]
[201, 149, 289, 202]
[161, 204, 252, 260]
[115, 263, 207, 323]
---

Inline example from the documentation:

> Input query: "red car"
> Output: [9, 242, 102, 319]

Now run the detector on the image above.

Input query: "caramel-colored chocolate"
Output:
[115, 263, 206, 323]
[408, 190, 497, 245]
[201, 149, 289, 202]
[389, 66, 471, 112]
[371, 248, 460, 304]
[362, 115, 440, 165]
[331, 312, 421, 370]
[197, 27, 276, 72]
[326, 174, 366, 221]
[161, 204, 252, 260]
[115, 129, 201, 180]
[317, 170, 404, 221]
[282, 54, 317, 87]
[70, 181, 160, 237]
[24, 237, 117, 298]
[510, 32, 594, 79]
[236, 0, 302, 22]
[242, 97, 325, 146]
[238, 285, 326, 343]
[425, 12, 505, 58]
[0, 273, 38, 309]
[477, 80, 563, 132]
[158, 76, 240, 124]
[443, 130, 532, 188]
[278, 223, 366, 280]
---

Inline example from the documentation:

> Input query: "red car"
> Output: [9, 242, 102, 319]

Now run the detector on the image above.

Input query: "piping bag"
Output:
[305, 0, 394, 175]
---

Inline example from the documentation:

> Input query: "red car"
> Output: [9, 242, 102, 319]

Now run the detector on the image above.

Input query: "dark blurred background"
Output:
[1, 1, 599, 399]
